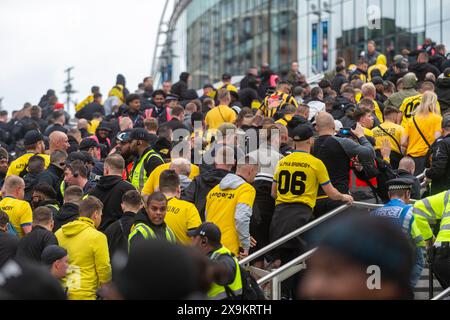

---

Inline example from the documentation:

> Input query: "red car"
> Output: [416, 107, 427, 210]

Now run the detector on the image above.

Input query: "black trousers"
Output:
[249, 180, 276, 263]
[270, 202, 313, 299]
[433, 247, 450, 289]
[313, 198, 344, 219]
[412, 156, 427, 176]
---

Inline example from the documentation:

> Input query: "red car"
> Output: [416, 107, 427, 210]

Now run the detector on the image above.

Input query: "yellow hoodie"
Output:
[368, 54, 388, 81]
[56, 217, 111, 300]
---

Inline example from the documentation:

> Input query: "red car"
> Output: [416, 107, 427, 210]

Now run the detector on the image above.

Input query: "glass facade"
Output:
[158, 0, 450, 87]
[173, 0, 298, 88]
[299, 0, 450, 75]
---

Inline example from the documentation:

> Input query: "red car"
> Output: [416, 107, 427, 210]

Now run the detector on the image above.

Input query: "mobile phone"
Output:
[339, 128, 353, 136]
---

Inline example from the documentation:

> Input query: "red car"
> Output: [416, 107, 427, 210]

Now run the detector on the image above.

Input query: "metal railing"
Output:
[240, 201, 381, 267]
[432, 287, 450, 300]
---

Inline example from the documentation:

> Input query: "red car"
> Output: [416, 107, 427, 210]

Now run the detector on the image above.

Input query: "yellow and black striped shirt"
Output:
[259, 91, 298, 118]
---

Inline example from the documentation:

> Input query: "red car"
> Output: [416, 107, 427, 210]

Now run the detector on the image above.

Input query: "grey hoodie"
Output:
[216, 174, 253, 251]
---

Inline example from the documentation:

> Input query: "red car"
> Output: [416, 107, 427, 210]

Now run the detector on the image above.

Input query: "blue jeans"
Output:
[411, 248, 425, 288]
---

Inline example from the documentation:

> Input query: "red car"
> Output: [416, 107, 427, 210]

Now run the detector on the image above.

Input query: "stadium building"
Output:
[154, 0, 450, 88]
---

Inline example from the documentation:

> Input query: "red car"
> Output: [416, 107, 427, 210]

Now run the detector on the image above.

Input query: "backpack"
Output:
[224, 265, 266, 301]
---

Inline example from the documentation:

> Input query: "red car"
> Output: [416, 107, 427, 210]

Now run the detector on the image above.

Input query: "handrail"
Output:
[432, 287, 450, 300]
[240, 201, 382, 266]
[257, 249, 318, 286]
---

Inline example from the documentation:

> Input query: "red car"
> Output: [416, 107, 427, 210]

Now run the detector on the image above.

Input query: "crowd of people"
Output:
[0, 38, 449, 300]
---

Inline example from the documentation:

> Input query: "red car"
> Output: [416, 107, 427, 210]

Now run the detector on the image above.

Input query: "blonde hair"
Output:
[414, 91, 439, 116]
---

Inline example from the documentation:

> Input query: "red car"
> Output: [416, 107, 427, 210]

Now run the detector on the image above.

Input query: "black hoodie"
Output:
[409, 62, 441, 82]
[53, 202, 79, 232]
[436, 77, 450, 115]
[104, 212, 136, 258]
[181, 168, 231, 221]
[89, 175, 136, 231]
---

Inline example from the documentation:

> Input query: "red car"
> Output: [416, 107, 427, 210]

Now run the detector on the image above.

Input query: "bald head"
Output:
[315, 112, 336, 134]
[399, 157, 416, 175]
[2, 176, 25, 200]
[49, 131, 69, 152]
[78, 119, 89, 130]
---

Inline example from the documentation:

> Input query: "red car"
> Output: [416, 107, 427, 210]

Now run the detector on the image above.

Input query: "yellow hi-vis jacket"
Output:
[413, 190, 450, 245]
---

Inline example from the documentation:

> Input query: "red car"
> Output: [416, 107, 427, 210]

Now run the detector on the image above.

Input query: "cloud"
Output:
[0, 0, 165, 113]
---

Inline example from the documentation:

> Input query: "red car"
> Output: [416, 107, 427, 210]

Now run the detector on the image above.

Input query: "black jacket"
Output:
[182, 168, 231, 221]
[121, 109, 145, 128]
[430, 54, 448, 72]
[426, 134, 450, 195]
[409, 62, 441, 82]
[436, 77, 450, 115]
[75, 103, 105, 121]
[15, 226, 58, 264]
[31, 116, 48, 133]
[0, 232, 19, 268]
[331, 73, 348, 94]
[38, 164, 65, 203]
[44, 124, 68, 136]
[24, 172, 41, 202]
[171, 80, 188, 100]
[140, 91, 154, 110]
[165, 118, 189, 133]
[53, 202, 79, 232]
[89, 175, 136, 231]
[396, 170, 421, 200]
[238, 87, 259, 108]
[104, 212, 136, 258]
[147, 105, 171, 125]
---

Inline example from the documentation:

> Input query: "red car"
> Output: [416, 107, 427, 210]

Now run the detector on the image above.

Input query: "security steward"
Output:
[270, 124, 353, 297]
[128, 128, 164, 191]
[257, 80, 298, 119]
[128, 192, 176, 252]
[413, 189, 450, 288]
[370, 178, 425, 287]
[189, 222, 242, 300]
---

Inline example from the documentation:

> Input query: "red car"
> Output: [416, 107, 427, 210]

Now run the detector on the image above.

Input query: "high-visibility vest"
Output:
[144, 108, 172, 123]
[207, 246, 243, 300]
[130, 149, 164, 191]
[128, 223, 176, 252]
[413, 190, 450, 245]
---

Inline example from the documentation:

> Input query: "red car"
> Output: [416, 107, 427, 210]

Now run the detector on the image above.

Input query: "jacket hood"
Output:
[201, 168, 230, 185]
[219, 174, 246, 191]
[96, 175, 123, 191]
[60, 217, 95, 237]
[179, 72, 190, 82]
[376, 54, 387, 66]
[437, 77, 450, 88]
[56, 203, 79, 222]
[403, 73, 418, 89]
[116, 74, 126, 86]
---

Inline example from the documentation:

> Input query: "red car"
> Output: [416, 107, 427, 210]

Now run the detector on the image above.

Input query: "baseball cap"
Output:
[116, 130, 132, 143]
[129, 128, 152, 143]
[0, 260, 66, 300]
[67, 151, 93, 164]
[187, 222, 222, 244]
[41, 245, 67, 266]
[79, 138, 100, 151]
[97, 121, 112, 132]
[292, 125, 314, 142]
[23, 130, 44, 147]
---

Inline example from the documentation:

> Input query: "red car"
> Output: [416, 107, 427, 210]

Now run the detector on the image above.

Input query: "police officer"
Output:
[371, 178, 425, 287]
[189, 222, 243, 300]
[425, 115, 450, 195]
[413, 189, 450, 288]
[128, 192, 176, 252]
[128, 128, 164, 191]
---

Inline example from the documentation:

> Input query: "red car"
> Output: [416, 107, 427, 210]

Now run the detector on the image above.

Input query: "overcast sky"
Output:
[0, 0, 169, 113]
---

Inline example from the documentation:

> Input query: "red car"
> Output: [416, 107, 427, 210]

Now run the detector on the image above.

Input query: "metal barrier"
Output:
[240, 201, 381, 267]
[432, 287, 450, 300]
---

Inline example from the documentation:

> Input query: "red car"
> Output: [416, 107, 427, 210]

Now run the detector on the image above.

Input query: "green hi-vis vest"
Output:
[60, 182, 89, 200]
[128, 223, 176, 252]
[130, 150, 163, 191]
[207, 247, 243, 300]
[413, 190, 450, 244]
